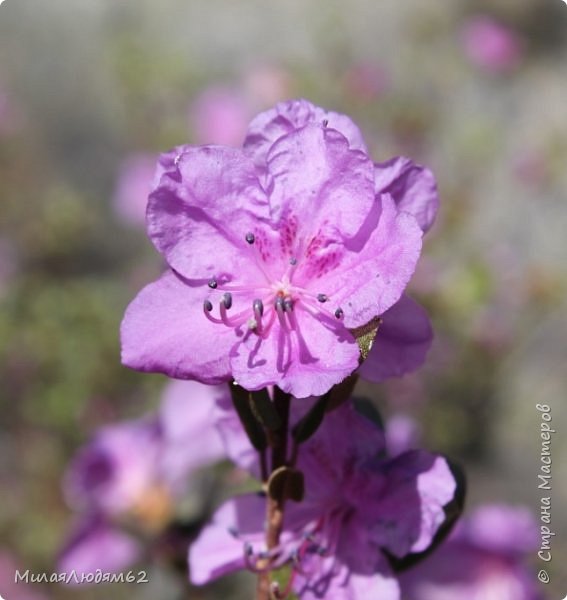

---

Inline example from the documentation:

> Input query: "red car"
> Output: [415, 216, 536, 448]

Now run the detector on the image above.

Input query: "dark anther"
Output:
[289, 257, 298, 266]
[208, 278, 217, 289]
[245, 232, 255, 244]
[283, 298, 294, 312]
[275, 297, 285, 312]
[317, 293, 328, 303]
[322, 119, 329, 127]
[222, 293, 233, 310]
[204, 300, 213, 312]
[253, 299, 264, 317]
[334, 307, 344, 319]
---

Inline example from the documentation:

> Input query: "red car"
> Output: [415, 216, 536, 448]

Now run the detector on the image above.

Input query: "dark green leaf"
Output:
[230, 382, 267, 451]
[267, 466, 305, 503]
[291, 394, 328, 443]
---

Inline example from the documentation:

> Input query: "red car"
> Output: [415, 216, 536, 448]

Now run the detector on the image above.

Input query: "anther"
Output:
[322, 119, 329, 128]
[222, 293, 233, 310]
[228, 526, 239, 538]
[289, 257, 297, 266]
[253, 299, 264, 317]
[275, 297, 285, 313]
[208, 278, 218, 289]
[245, 232, 255, 244]
[317, 293, 328, 303]
[244, 542, 254, 557]
[203, 300, 213, 312]
[283, 298, 294, 312]
[334, 307, 344, 319]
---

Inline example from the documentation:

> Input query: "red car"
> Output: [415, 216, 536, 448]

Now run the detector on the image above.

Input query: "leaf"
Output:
[349, 316, 382, 362]
[267, 466, 305, 503]
[249, 388, 282, 431]
[291, 394, 328, 443]
[352, 396, 385, 430]
[230, 382, 267, 451]
[325, 373, 358, 412]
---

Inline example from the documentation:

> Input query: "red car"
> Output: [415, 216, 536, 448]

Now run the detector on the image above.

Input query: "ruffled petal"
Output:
[189, 495, 266, 585]
[370, 451, 456, 557]
[147, 145, 270, 279]
[244, 99, 368, 169]
[294, 555, 400, 600]
[374, 157, 439, 233]
[358, 294, 433, 382]
[58, 517, 141, 580]
[304, 194, 423, 329]
[266, 124, 375, 248]
[229, 309, 360, 398]
[159, 380, 228, 483]
[120, 270, 235, 383]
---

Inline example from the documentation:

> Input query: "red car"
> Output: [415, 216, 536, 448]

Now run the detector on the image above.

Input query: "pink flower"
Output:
[461, 16, 522, 73]
[189, 402, 457, 598]
[60, 381, 229, 580]
[400, 504, 542, 600]
[189, 87, 251, 146]
[63, 381, 227, 517]
[121, 99, 437, 397]
[112, 154, 157, 227]
[58, 516, 142, 582]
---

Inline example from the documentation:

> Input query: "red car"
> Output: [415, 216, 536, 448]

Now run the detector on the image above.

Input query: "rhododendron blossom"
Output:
[121, 100, 438, 397]
[190, 402, 457, 599]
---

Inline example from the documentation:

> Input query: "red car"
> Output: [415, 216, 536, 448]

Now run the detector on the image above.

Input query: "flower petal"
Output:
[229, 309, 360, 398]
[58, 516, 141, 580]
[147, 145, 270, 279]
[358, 294, 433, 382]
[370, 451, 456, 557]
[244, 98, 368, 169]
[159, 380, 228, 483]
[189, 494, 266, 585]
[306, 194, 423, 329]
[121, 270, 235, 383]
[374, 157, 439, 233]
[294, 555, 400, 600]
[266, 124, 375, 245]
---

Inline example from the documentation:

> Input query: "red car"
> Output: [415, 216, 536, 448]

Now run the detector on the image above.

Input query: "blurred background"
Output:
[1, 0, 566, 598]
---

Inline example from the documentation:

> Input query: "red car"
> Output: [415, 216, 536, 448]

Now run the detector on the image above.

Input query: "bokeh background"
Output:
[1, 0, 566, 598]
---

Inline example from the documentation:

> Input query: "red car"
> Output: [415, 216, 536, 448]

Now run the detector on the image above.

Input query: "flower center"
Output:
[202, 232, 344, 337]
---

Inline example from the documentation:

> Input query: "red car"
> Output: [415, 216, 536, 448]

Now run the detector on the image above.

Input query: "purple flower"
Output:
[121, 99, 437, 397]
[189, 87, 251, 146]
[112, 154, 157, 227]
[400, 504, 543, 600]
[64, 381, 227, 520]
[60, 381, 228, 579]
[58, 516, 142, 581]
[189, 402, 457, 598]
[461, 16, 522, 73]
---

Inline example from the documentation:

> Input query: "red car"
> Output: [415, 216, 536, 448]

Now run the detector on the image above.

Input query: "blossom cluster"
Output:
[58, 99, 540, 599]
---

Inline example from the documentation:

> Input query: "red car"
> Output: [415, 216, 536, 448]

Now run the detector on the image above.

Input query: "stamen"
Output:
[222, 293, 233, 310]
[289, 257, 297, 266]
[322, 119, 329, 128]
[334, 307, 344, 319]
[203, 300, 213, 312]
[208, 278, 218, 289]
[275, 297, 285, 313]
[316, 293, 328, 303]
[283, 298, 294, 312]
[245, 232, 255, 244]
[253, 299, 264, 317]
